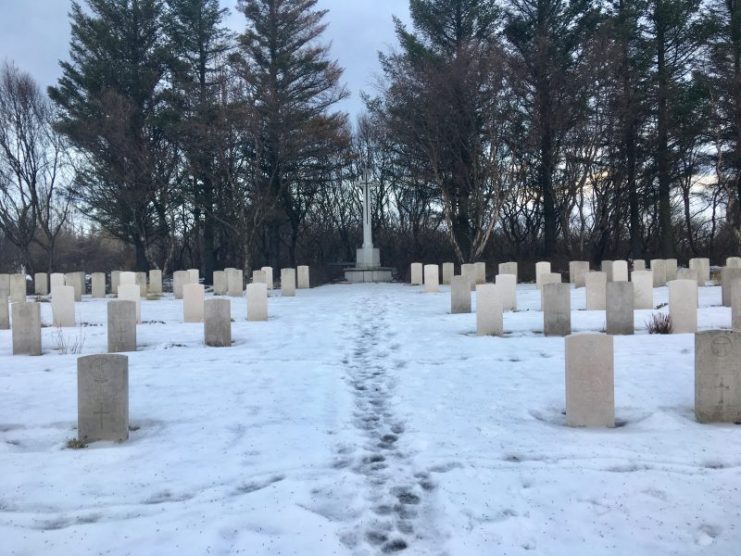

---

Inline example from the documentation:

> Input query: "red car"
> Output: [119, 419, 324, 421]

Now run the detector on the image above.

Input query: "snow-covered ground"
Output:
[1, 282, 740, 555]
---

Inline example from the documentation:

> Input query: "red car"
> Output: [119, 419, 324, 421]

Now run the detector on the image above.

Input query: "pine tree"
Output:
[49, 0, 171, 270]
[234, 0, 349, 268]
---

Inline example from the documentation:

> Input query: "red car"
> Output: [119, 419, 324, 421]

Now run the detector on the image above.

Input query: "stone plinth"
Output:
[495, 273, 517, 312]
[569, 261, 589, 288]
[450, 276, 471, 314]
[424, 265, 439, 293]
[669, 279, 698, 334]
[606, 282, 634, 335]
[205, 298, 231, 347]
[631, 270, 653, 310]
[410, 263, 423, 285]
[91, 273, 106, 298]
[476, 284, 503, 336]
[543, 283, 571, 336]
[34, 273, 48, 296]
[565, 334, 615, 427]
[695, 330, 741, 423]
[247, 283, 268, 321]
[12, 302, 41, 355]
[51, 285, 76, 327]
[586, 272, 607, 311]
[297, 266, 310, 289]
[344, 268, 394, 283]
[442, 263, 455, 285]
[281, 268, 296, 297]
[183, 283, 205, 323]
[117, 284, 141, 324]
[107, 300, 137, 353]
[77, 354, 128, 442]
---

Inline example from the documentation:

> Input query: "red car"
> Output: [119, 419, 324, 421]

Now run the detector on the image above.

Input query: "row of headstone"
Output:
[566, 329, 741, 427]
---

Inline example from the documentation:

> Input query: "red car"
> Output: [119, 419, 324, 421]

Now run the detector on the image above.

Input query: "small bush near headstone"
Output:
[647, 313, 672, 334]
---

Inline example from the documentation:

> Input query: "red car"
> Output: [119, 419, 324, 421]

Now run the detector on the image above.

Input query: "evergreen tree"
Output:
[49, 0, 171, 270]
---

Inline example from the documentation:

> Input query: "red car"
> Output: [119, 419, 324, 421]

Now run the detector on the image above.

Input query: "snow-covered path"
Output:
[1, 283, 740, 555]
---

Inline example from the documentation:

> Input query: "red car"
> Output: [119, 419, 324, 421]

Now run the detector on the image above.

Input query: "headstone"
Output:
[476, 284, 503, 336]
[633, 260, 646, 271]
[651, 259, 667, 287]
[410, 263, 423, 285]
[51, 285, 76, 327]
[669, 279, 698, 334]
[0, 291, 8, 330]
[297, 266, 310, 289]
[601, 260, 614, 282]
[11, 302, 41, 355]
[91, 273, 106, 298]
[119, 272, 136, 286]
[606, 282, 634, 335]
[135, 272, 147, 297]
[261, 266, 274, 290]
[0, 273, 8, 293]
[690, 258, 711, 286]
[569, 261, 589, 288]
[733, 279, 741, 331]
[107, 300, 137, 353]
[213, 270, 227, 295]
[461, 264, 476, 291]
[585, 272, 607, 310]
[247, 283, 268, 321]
[188, 269, 199, 284]
[676, 268, 698, 283]
[543, 283, 571, 336]
[535, 261, 551, 287]
[612, 261, 629, 282]
[9, 274, 26, 304]
[66, 272, 84, 302]
[117, 284, 141, 324]
[227, 268, 244, 297]
[631, 270, 654, 310]
[442, 262, 455, 285]
[77, 354, 128, 443]
[204, 298, 232, 347]
[50, 273, 65, 291]
[539, 273, 561, 309]
[665, 259, 678, 282]
[183, 283, 205, 323]
[450, 276, 471, 314]
[149, 269, 162, 295]
[695, 330, 741, 423]
[173, 270, 188, 299]
[34, 273, 48, 296]
[721, 267, 741, 307]
[474, 262, 486, 285]
[281, 268, 296, 297]
[495, 273, 517, 311]
[565, 334, 615, 427]
[498, 262, 518, 282]
[111, 271, 121, 295]
[727, 257, 741, 268]
[252, 270, 267, 284]
[423, 265, 439, 293]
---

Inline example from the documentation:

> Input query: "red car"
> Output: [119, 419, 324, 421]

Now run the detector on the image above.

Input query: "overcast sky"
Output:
[0, 0, 411, 119]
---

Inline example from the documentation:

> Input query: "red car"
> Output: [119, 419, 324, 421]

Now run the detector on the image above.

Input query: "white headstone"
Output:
[281, 268, 296, 297]
[107, 300, 137, 353]
[495, 273, 517, 312]
[476, 284, 503, 336]
[601, 260, 613, 282]
[183, 283, 205, 323]
[669, 279, 698, 334]
[261, 267, 274, 290]
[111, 271, 121, 295]
[50, 273, 65, 291]
[535, 261, 551, 287]
[410, 263, 423, 285]
[676, 268, 699, 283]
[461, 264, 476, 291]
[450, 276, 471, 314]
[585, 272, 607, 311]
[135, 272, 148, 297]
[442, 262, 455, 285]
[543, 283, 571, 336]
[665, 259, 678, 282]
[498, 262, 518, 282]
[721, 267, 741, 307]
[252, 270, 267, 284]
[173, 270, 188, 299]
[9, 274, 26, 304]
[188, 269, 199, 284]
[34, 273, 48, 296]
[149, 269, 163, 295]
[213, 270, 227, 295]
[297, 266, 310, 289]
[423, 265, 439, 293]
[474, 262, 486, 285]
[91, 273, 106, 298]
[727, 257, 741, 268]
[119, 272, 136, 286]
[606, 282, 634, 335]
[565, 334, 615, 427]
[650, 259, 667, 287]
[117, 284, 141, 324]
[631, 270, 654, 310]
[695, 330, 741, 423]
[569, 261, 589, 288]
[12, 302, 41, 355]
[77, 354, 128, 442]
[733, 279, 741, 331]
[51, 285, 76, 327]
[633, 260, 646, 271]
[227, 268, 244, 297]
[247, 283, 268, 321]
[0, 292, 8, 330]
[205, 298, 231, 347]
[612, 260, 629, 282]
[689, 258, 710, 286]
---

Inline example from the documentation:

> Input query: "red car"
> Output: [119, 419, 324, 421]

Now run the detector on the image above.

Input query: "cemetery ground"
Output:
[1, 283, 740, 555]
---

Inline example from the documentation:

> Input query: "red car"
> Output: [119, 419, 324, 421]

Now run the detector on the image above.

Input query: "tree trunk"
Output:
[656, 2, 674, 257]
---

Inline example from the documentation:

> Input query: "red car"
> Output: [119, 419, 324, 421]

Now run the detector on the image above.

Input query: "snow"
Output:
[1, 282, 740, 555]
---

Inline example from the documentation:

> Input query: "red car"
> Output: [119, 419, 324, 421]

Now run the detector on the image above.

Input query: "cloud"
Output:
[0, 0, 410, 117]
